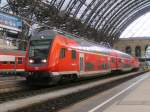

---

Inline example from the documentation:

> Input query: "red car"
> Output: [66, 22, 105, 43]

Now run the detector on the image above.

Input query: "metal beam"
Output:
[108, 1, 150, 37]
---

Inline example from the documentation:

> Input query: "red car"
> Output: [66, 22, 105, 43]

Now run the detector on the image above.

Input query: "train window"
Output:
[1, 61, 8, 64]
[85, 62, 94, 71]
[118, 59, 121, 63]
[18, 57, 22, 64]
[98, 56, 101, 61]
[60, 48, 66, 59]
[102, 63, 107, 69]
[10, 61, 15, 64]
[111, 58, 115, 63]
[72, 50, 76, 60]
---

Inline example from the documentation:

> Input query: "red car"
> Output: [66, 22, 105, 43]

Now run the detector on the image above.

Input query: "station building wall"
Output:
[113, 37, 150, 58]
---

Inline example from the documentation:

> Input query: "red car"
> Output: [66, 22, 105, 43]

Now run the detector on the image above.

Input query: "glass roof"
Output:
[7, 0, 150, 43]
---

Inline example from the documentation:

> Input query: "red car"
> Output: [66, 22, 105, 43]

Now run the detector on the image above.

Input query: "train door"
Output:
[108, 56, 111, 71]
[79, 53, 84, 74]
[16, 57, 24, 71]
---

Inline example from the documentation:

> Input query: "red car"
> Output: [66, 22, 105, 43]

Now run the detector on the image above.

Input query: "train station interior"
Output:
[0, 0, 150, 112]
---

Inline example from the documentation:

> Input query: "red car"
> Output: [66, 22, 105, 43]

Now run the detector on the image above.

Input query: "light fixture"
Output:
[41, 59, 47, 63]
[41, 36, 45, 39]
[29, 59, 34, 63]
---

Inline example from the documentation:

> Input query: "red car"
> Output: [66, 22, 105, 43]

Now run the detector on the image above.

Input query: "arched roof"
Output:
[7, 0, 150, 43]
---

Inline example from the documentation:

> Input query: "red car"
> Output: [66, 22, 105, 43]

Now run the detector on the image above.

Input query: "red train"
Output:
[0, 49, 25, 75]
[25, 29, 140, 83]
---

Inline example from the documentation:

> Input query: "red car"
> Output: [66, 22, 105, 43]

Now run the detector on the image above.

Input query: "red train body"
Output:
[25, 30, 140, 83]
[0, 49, 25, 74]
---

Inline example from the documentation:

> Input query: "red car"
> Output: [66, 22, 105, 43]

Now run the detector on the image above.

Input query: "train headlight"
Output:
[41, 36, 45, 39]
[29, 59, 34, 63]
[41, 59, 47, 63]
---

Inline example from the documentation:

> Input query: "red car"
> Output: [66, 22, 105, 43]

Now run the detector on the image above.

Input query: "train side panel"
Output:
[48, 35, 79, 74]
[0, 50, 25, 74]
[25, 30, 140, 84]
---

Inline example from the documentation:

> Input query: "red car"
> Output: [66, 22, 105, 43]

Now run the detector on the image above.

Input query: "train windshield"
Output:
[28, 39, 52, 59]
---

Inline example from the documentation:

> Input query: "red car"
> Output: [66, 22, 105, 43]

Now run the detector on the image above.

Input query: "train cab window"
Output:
[18, 57, 22, 64]
[60, 48, 66, 59]
[72, 50, 76, 60]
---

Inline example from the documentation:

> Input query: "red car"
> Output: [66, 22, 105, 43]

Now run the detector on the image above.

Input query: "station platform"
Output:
[60, 72, 150, 112]
[103, 72, 150, 112]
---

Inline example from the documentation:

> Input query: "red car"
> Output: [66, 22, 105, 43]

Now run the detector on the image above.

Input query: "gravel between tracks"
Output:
[0, 78, 26, 93]
[0, 72, 130, 104]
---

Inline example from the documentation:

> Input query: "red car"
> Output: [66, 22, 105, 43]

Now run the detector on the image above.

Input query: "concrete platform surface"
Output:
[104, 72, 150, 112]
[60, 72, 150, 112]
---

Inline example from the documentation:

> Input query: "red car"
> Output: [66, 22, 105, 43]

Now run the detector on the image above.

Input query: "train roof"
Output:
[31, 30, 56, 40]
[31, 29, 132, 58]
[54, 30, 113, 54]
[112, 49, 132, 58]
[55, 30, 130, 57]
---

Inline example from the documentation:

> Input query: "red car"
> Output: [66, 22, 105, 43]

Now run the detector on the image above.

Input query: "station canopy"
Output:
[7, 0, 150, 44]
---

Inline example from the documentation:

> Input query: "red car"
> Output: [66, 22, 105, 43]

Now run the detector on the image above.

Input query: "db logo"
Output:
[35, 67, 39, 70]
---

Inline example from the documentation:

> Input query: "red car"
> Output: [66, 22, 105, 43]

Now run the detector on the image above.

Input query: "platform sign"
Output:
[0, 11, 22, 32]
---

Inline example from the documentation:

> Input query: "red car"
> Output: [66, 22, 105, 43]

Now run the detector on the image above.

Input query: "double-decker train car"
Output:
[0, 49, 25, 75]
[25, 29, 140, 84]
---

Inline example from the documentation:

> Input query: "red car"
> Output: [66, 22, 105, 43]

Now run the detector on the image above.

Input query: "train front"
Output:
[25, 30, 57, 83]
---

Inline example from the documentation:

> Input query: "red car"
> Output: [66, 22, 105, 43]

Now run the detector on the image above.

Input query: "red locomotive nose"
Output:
[35, 67, 40, 70]
[26, 65, 49, 72]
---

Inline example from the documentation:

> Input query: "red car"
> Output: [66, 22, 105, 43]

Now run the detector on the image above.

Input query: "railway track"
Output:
[0, 77, 27, 93]
[0, 71, 145, 112]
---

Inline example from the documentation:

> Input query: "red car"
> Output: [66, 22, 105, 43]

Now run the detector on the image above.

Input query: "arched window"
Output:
[125, 46, 131, 54]
[145, 46, 150, 58]
[145, 45, 149, 54]
[135, 46, 141, 57]
[145, 45, 148, 51]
